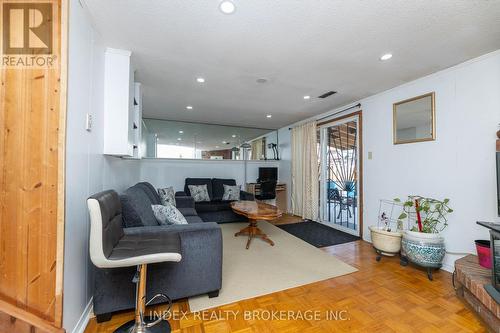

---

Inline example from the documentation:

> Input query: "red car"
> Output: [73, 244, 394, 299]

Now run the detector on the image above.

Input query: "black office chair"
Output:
[255, 180, 277, 200]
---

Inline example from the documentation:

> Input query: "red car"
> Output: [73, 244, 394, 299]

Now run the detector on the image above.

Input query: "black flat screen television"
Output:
[258, 167, 278, 182]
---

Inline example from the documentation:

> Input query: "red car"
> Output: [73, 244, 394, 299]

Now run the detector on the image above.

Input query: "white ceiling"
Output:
[84, 0, 500, 129]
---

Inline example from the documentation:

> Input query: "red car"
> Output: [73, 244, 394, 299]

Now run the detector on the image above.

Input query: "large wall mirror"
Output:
[142, 118, 278, 160]
[393, 92, 435, 144]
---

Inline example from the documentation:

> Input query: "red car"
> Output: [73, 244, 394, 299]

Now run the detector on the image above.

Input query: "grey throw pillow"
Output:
[158, 186, 176, 206]
[188, 184, 211, 202]
[151, 204, 188, 225]
[222, 184, 240, 201]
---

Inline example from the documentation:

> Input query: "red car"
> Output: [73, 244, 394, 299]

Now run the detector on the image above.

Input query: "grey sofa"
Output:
[177, 178, 254, 223]
[92, 182, 222, 322]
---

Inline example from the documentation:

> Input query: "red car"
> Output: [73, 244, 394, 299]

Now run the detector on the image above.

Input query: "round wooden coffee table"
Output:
[231, 201, 282, 249]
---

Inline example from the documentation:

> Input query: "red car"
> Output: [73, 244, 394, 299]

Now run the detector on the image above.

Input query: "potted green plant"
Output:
[369, 200, 405, 261]
[394, 195, 453, 280]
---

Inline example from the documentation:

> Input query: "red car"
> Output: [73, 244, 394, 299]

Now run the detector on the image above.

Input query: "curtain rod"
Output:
[288, 103, 361, 130]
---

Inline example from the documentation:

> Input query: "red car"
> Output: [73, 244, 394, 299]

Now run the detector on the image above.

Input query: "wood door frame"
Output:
[317, 110, 363, 239]
[0, 299, 64, 333]
[0, 0, 67, 330]
[55, 0, 68, 328]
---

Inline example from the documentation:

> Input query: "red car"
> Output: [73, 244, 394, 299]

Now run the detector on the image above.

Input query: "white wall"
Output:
[64, 1, 140, 331]
[279, 50, 500, 271]
[140, 159, 280, 191]
[362, 51, 500, 271]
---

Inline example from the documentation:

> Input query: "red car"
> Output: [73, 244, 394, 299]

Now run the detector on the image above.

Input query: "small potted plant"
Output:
[369, 211, 404, 260]
[369, 200, 405, 261]
[394, 195, 453, 280]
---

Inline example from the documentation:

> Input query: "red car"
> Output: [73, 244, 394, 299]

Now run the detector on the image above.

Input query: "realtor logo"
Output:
[1, 2, 55, 67]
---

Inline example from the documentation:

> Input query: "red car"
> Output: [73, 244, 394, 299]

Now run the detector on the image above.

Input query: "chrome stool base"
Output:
[114, 317, 171, 333]
[114, 264, 173, 333]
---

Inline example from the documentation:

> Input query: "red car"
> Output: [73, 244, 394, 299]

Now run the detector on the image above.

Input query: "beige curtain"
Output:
[291, 121, 319, 220]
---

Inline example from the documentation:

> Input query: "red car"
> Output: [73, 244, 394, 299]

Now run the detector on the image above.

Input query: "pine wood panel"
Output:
[84, 226, 486, 333]
[0, 312, 51, 333]
[0, 0, 66, 329]
[0, 299, 63, 333]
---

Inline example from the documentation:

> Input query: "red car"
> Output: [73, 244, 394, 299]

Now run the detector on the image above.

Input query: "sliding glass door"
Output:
[319, 114, 361, 236]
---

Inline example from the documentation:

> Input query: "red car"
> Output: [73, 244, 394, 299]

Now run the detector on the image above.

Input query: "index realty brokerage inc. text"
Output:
[149, 309, 351, 321]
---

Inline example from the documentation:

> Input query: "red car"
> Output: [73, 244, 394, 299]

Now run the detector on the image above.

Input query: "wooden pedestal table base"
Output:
[235, 219, 275, 249]
[230, 200, 282, 250]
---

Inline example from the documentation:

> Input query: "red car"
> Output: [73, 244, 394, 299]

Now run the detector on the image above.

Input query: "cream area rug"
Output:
[188, 221, 357, 312]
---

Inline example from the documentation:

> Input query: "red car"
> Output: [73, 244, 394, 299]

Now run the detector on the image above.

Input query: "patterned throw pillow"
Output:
[188, 184, 211, 202]
[158, 186, 176, 206]
[222, 184, 240, 201]
[151, 204, 187, 225]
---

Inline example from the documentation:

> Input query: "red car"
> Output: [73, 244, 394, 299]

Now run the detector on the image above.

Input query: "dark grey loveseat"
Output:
[92, 182, 222, 322]
[177, 178, 254, 223]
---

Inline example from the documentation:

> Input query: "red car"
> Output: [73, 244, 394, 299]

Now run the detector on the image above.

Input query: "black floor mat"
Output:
[278, 221, 360, 248]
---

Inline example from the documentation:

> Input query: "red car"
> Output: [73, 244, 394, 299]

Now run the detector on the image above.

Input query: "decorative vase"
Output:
[369, 226, 402, 260]
[401, 230, 445, 280]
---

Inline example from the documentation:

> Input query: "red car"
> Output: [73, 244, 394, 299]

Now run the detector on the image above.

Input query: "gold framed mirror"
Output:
[393, 92, 435, 144]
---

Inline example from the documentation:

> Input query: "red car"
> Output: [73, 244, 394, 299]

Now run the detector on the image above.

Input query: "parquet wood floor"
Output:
[84, 216, 487, 333]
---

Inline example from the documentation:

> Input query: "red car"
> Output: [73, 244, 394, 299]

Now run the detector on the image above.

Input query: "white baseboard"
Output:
[441, 253, 468, 273]
[441, 263, 454, 273]
[71, 298, 93, 333]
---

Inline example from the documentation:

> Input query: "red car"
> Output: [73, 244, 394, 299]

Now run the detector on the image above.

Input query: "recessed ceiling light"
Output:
[216, 145, 220, 148]
[177, 138, 182, 141]
[232, 134, 237, 138]
[380, 53, 393, 61]
[266, 114, 272, 118]
[219, 1, 235, 14]
[186, 105, 193, 110]
[196, 77, 205, 83]
[303, 95, 311, 100]
[179, 130, 183, 134]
